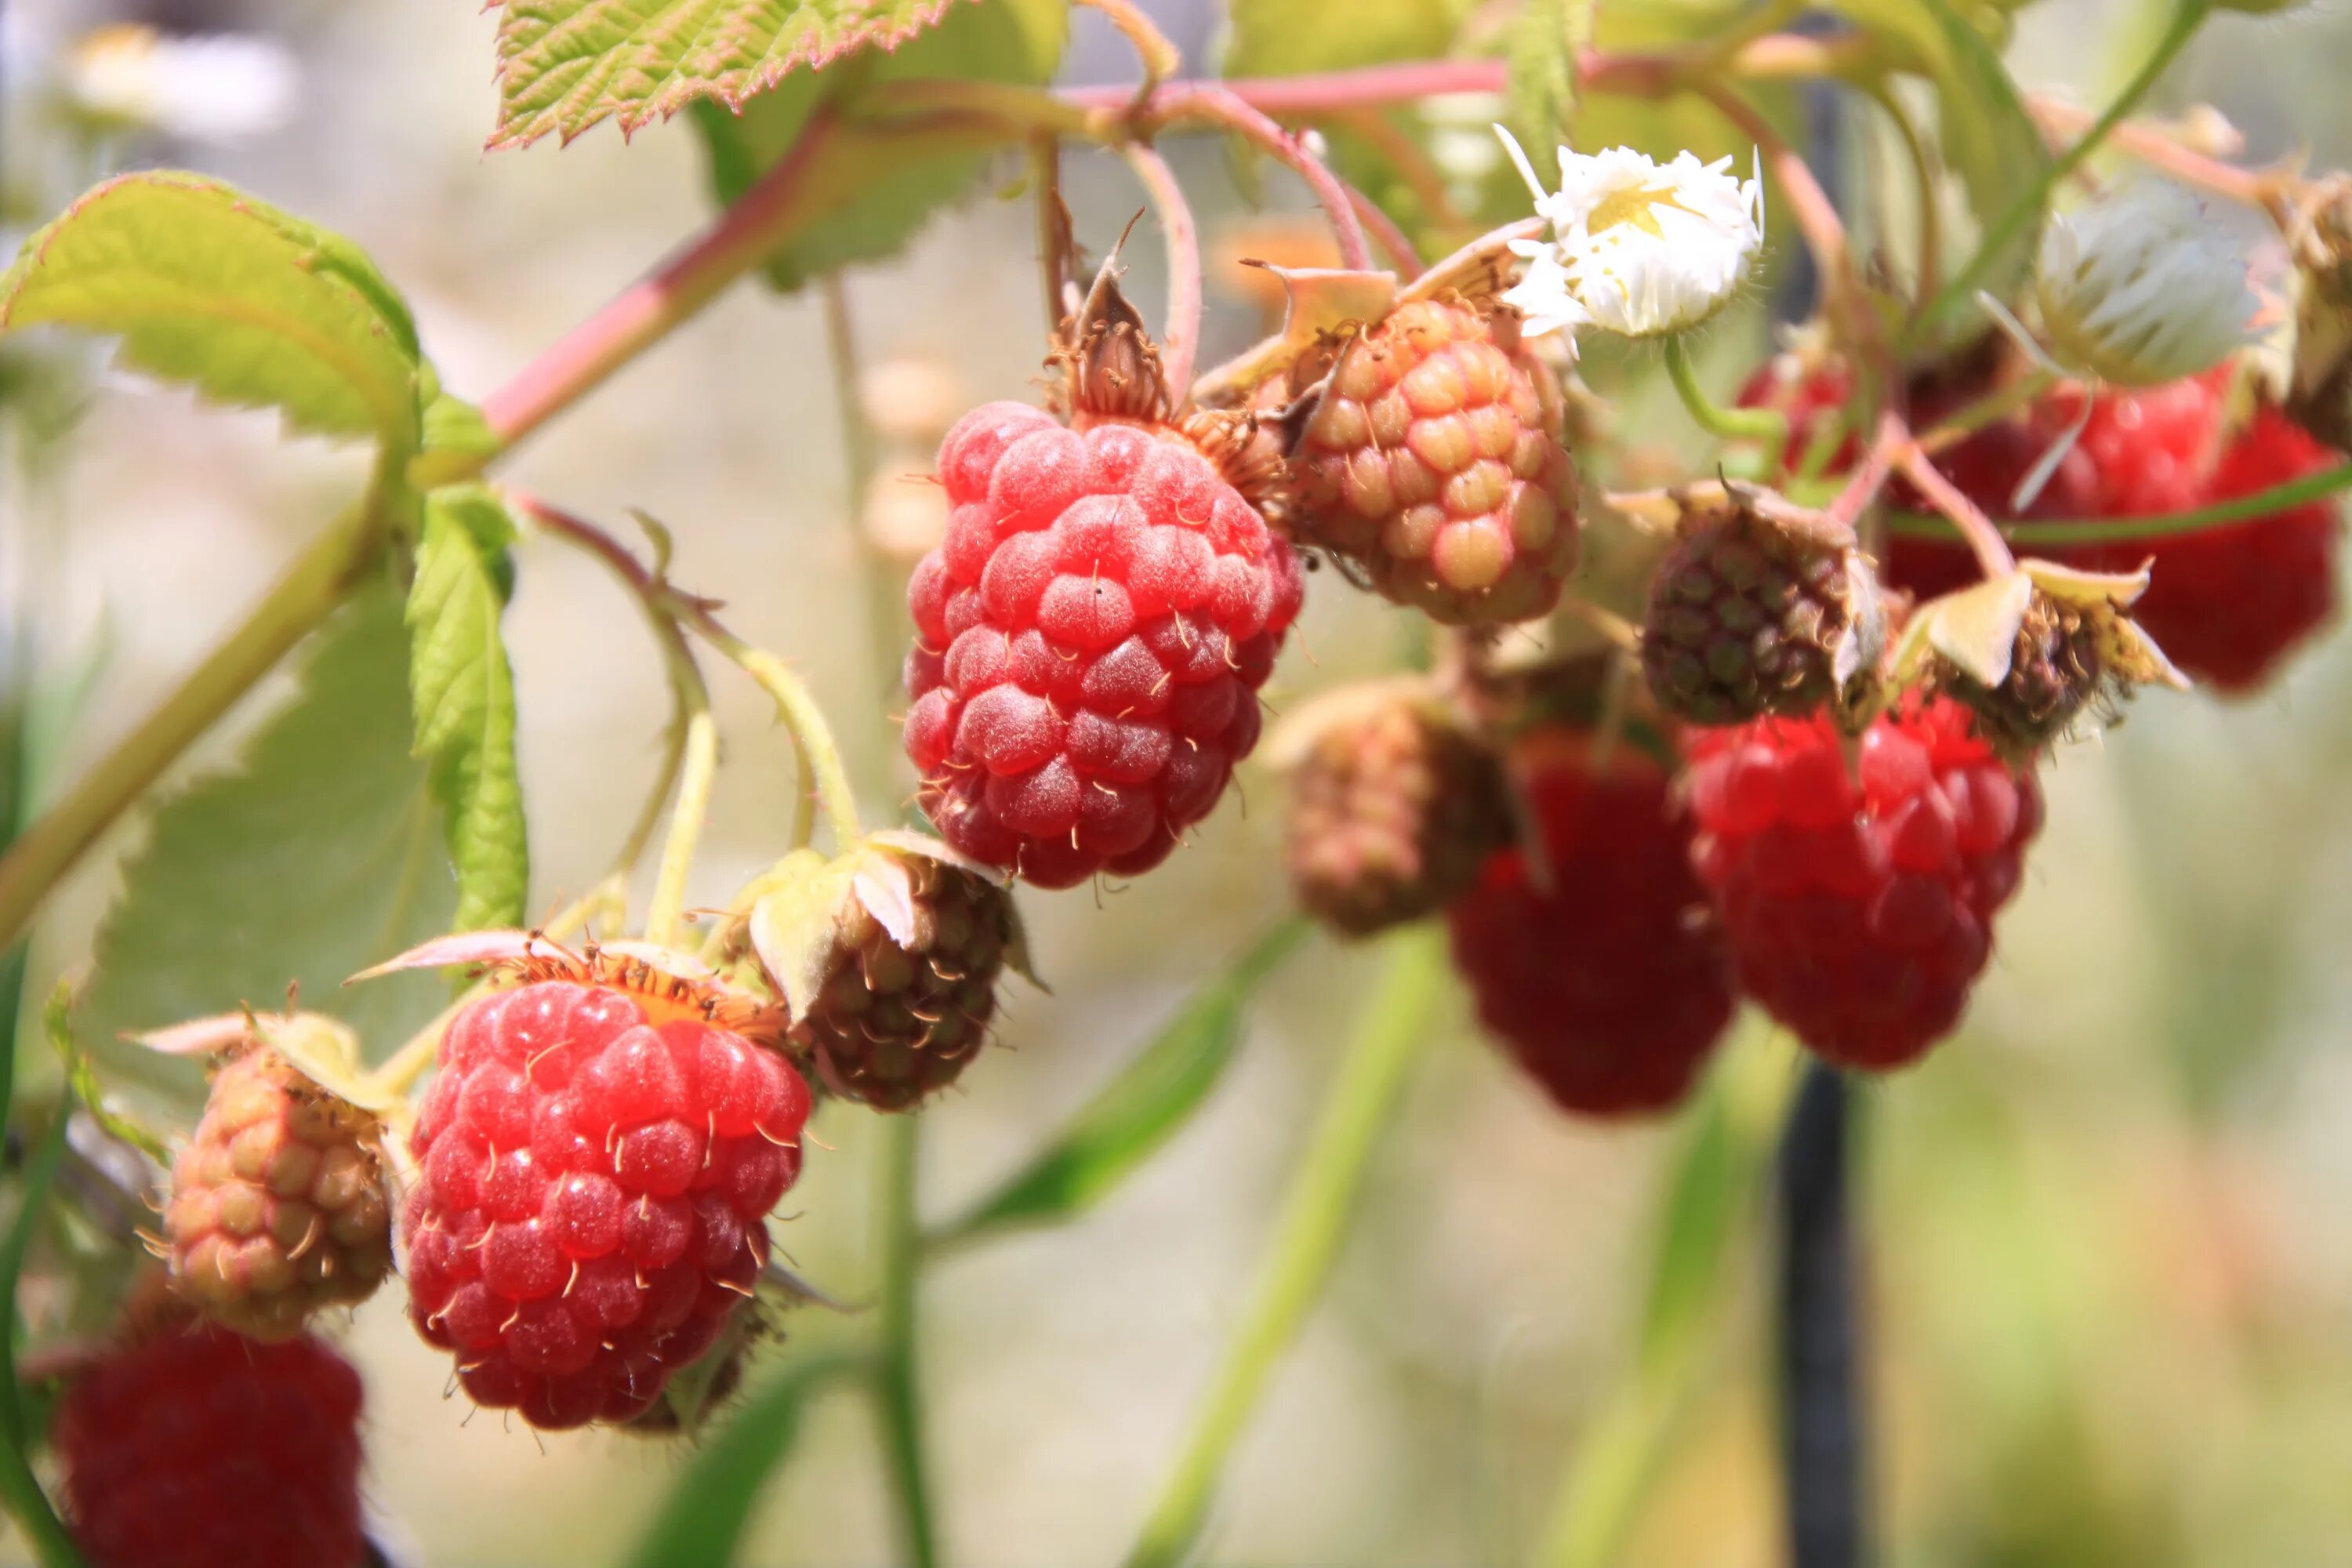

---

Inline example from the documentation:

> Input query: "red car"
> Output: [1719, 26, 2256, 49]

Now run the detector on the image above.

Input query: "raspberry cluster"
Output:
[905, 404, 1304, 889]
[403, 978, 810, 1429]
[1683, 696, 2042, 1069]
[1288, 299, 1580, 625]
[1447, 737, 1733, 1116]
[165, 1044, 392, 1340]
[56, 1323, 365, 1568]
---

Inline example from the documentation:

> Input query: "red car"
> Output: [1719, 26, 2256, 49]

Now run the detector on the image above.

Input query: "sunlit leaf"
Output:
[929, 920, 1308, 1247]
[409, 488, 529, 932]
[0, 172, 420, 449]
[80, 586, 457, 1120]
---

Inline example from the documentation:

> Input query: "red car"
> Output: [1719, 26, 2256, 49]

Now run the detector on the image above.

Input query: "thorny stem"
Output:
[1916, 0, 2211, 339]
[873, 1113, 939, 1568]
[1122, 927, 1446, 1568]
[1116, 142, 1204, 396]
[1893, 426, 2016, 577]
[1164, 86, 1375, 271]
[0, 503, 384, 957]
[1032, 135, 1068, 330]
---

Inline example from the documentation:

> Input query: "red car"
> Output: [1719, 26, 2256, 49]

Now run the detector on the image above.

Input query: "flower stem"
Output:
[1158, 86, 1375, 271]
[1892, 430, 2017, 577]
[1121, 926, 1445, 1568]
[690, 623, 863, 851]
[873, 1113, 939, 1568]
[1664, 336, 1789, 460]
[0, 504, 383, 957]
[1915, 0, 2210, 340]
[1115, 142, 1204, 394]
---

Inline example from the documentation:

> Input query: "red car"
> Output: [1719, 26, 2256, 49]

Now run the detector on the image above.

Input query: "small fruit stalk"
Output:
[140, 1011, 395, 1341]
[1272, 678, 1511, 937]
[55, 1300, 367, 1568]
[1283, 294, 1581, 625]
[1446, 728, 1735, 1116]
[902, 252, 1305, 890]
[358, 933, 810, 1430]
[744, 832, 1033, 1110]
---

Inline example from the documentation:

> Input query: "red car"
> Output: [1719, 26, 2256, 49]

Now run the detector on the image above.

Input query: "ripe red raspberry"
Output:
[1287, 298, 1579, 625]
[1745, 361, 2342, 691]
[402, 978, 810, 1429]
[56, 1323, 365, 1568]
[1447, 735, 1733, 1116]
[903, 401, 1304, 889]
[1683, 695, 2042, 1070]
[165, 1042, 393, 1341]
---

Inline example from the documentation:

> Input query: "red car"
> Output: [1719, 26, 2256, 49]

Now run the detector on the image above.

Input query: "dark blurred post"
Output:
[1776, 1064, 1864, 1568]
[1773, 23, 1866, 1567]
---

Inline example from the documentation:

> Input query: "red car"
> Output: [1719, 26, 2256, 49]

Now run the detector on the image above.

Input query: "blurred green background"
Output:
[5, 0, 2352, 1563]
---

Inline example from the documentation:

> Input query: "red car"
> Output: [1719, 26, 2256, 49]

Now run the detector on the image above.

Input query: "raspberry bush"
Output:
[0, 0, 2347, 1563]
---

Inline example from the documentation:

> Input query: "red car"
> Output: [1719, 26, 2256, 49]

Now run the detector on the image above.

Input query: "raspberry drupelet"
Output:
[1447, 735, 1733, 1116]
[56, 1322, 366, 1568]
[1682, 695, 2042, 1070]
[904, 401, 1305, 888]
[402, 976, 809, 1429]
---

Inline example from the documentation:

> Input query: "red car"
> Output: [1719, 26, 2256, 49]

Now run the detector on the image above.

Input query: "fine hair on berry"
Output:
[401, 978, 811, 1429]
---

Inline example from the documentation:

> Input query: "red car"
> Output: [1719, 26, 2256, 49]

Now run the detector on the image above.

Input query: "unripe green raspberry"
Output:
[1287, 297, 1580, 626]
[1274, 681, 1511, 936]
[165, 1039, 392, 1341]
[1639, 498, 1882, 726]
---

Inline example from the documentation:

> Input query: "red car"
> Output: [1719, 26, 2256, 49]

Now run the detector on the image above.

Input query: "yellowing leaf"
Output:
[0, 172, 421, 448]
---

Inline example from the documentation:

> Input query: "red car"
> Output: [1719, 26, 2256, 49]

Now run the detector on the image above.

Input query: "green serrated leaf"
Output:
[930, 920, 1308, 1248]
[1507, 0, 1595, 149]
[408, 488, 528, 934]
[0, 172, 421, 450]
[1831, 0, 2049, 323]
[490, 0, 1044, 150]
[618, 1352, 862, 1568]
[80, 585, 458, 1122]
[688, 0, 1068, 292]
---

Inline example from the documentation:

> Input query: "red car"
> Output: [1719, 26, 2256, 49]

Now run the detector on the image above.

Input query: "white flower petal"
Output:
[2035, 180, 2255, 387]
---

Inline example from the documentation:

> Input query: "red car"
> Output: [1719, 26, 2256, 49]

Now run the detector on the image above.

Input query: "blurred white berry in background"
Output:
[2035, 180, 2256, 387]
[62, 24, 300, 146]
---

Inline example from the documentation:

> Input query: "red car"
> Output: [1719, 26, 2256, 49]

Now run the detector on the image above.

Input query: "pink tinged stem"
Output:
[1116, 141, 1205, 395]
[1894, 431, 2018, 579]
[481, 109, 844, 452]
[1149, 85, 1375, 271]
[1343, 181, 1425, 278]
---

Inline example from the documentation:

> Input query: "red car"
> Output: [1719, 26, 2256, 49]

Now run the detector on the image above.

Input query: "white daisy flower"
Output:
[2034, 180, 2256, 387]
[64, 24, 300, 146]
[1494, 128, 1766, 353]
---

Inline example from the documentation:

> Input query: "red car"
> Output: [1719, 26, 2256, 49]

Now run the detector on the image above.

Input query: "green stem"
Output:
[642, 706, 719, 949]
[1882, 458, 2352, 546]
[1122, 927, 1446, 1568]
[873, 1114, 938, 1568]
[0, 506, 382, 957]
[1664, 337, 1789, 465]
[1913, 0, 2208, 340]
[688, 622, 863, 852]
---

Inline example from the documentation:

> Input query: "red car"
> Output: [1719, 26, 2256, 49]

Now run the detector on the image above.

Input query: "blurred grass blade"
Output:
[1123, 925, 1446, 1568]
[1538, 1016, 1798, 1568]
[618, 1350, 862, 1568]
[0, 982, 86, 1566]
[927, 919, 1309, 1250]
